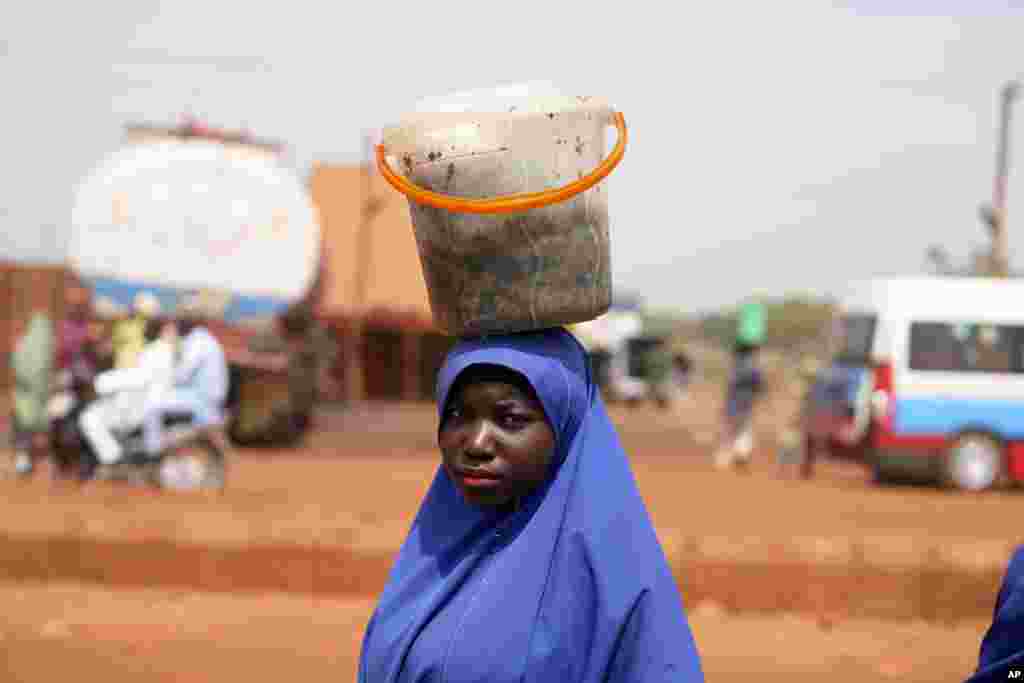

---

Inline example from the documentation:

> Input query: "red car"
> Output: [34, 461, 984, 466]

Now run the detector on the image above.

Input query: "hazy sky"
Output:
[4, 1, 1024, 312]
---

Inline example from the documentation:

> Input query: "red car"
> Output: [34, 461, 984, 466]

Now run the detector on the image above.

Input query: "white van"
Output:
[817, 277, 1024, 491]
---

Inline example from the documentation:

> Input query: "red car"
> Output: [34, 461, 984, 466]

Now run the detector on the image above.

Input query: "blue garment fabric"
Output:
[967, 546, 1024, 682]
[358, 327, 703, 683]
[726, 351, 762, 420]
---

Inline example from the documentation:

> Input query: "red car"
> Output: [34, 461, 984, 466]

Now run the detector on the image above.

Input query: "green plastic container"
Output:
[736, 302, 766, 347]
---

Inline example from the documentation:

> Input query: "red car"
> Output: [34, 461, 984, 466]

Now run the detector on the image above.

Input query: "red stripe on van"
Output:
[1007, 443, 1024, 482]
[874, 431, 946, 452]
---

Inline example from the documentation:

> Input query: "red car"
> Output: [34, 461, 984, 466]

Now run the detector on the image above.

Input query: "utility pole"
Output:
[981, 80, 1020, 278]
[343, 131, 386, 402]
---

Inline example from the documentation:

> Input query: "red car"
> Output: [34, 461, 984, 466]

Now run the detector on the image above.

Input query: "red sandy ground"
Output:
[0, 580, 985, 682]
[0, 393, 1018, 681]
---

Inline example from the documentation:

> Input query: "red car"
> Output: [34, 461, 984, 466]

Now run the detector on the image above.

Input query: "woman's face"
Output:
[439, 368, 555, 508]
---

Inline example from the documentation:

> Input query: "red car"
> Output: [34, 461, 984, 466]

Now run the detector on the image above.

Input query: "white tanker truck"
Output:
[59, 120, 322, 488]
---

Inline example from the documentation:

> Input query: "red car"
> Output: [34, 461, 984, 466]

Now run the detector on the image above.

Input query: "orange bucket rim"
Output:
[376, 111, 627, 215]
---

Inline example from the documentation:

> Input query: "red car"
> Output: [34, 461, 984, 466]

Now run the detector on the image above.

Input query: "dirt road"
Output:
[0, 398, 1017, 682]
[0, 580, 983, 683]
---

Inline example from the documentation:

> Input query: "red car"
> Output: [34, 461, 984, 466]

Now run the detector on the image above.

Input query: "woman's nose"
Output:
[464, 421, 496, 459]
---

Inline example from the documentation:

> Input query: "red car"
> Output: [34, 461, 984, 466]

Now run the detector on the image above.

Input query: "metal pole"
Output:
[355, 132, 381, 313]
[344, 133, 385, 402]
[989, 81, 1020, 278]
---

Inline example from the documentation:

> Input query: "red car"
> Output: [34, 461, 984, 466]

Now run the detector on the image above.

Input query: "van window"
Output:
[908, 322, 1024, 373]
[835, 314, 876, 364]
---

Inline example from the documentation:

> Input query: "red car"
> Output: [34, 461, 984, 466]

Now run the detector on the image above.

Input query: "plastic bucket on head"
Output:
[378, 82, 627, 336]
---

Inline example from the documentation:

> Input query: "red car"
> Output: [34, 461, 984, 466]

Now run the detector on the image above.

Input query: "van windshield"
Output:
[834, 314, 876, 365]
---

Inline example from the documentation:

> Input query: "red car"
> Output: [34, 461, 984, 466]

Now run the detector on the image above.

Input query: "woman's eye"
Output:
[499, 413, 530, 429]
[443, 407, 464, 422]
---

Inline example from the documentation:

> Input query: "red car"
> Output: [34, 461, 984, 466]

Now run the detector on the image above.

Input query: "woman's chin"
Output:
[457, 486, 510, 507]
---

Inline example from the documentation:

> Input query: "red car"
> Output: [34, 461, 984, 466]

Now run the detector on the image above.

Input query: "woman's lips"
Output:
[452, 468, 503, 488]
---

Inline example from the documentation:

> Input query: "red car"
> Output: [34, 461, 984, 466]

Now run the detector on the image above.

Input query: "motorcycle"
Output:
[48, 358, 102, 480]
[47, 372, 230, 491]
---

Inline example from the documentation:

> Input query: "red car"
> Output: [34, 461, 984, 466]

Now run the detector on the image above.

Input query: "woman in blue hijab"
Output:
[966, 546, 1024, 682]
[358, 328, 703, 682]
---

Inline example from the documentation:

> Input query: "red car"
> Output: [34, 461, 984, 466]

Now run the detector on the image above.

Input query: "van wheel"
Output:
[945, 433, 1003, 492]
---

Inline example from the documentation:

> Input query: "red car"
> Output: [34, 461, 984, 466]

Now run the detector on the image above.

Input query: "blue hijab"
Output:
[358, 328, 703, 683]
[967, 546, 1024, 682]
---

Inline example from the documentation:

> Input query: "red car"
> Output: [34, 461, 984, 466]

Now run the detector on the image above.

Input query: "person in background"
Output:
[797, 355, 831, 479]
[57, 284, 98, 386]
[714, 342, 764, 471]
[142, 297, 229, 457]
[773, 355, 820, 479]
[52, 284, 104, 479]
[79, 318, 177, 472]
[642, 338, 675, 410]
[9, 313, 54, 477]
[111, 291, 161, 369]
[966, 546, 1024, 681]
[281, 264, 339, 421]
[237, 298, 338, 444]
[673, 351, 694, 394]
[279, 299, 338, 432]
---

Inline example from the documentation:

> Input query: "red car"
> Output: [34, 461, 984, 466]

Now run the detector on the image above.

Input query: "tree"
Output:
[921, 244, 1005, 277]
[700, 296, 835, 351]
[924, 244, 955, 276]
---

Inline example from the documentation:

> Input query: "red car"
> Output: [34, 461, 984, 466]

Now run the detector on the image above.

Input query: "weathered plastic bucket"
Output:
[379, 82, 627, 336]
